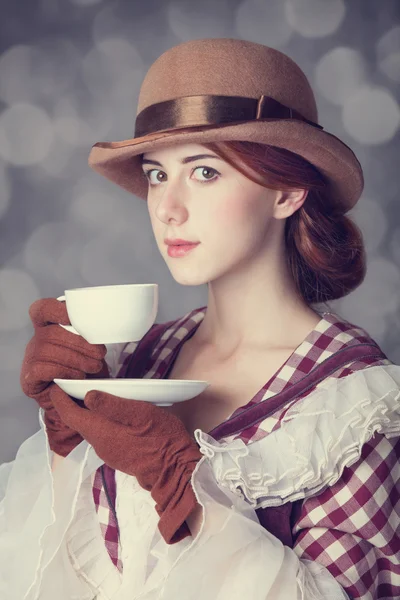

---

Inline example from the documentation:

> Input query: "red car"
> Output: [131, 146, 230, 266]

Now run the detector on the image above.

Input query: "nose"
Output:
[153, 182, 189, 224]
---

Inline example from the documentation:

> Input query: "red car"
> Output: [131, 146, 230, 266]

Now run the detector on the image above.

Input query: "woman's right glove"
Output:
[20, 297, 108, 457]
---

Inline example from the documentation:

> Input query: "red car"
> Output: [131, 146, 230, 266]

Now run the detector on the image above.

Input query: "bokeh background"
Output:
[0, 0, 399, 462]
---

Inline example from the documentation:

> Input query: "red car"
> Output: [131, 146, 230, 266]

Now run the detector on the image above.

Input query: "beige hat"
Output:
[88, 37, 364, 212]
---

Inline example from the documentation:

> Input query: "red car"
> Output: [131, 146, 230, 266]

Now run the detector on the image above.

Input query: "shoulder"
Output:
[268, 312, 399, 467]
[195, 353, 400, 509]
[319, 310, 388, 351]
[311, 310, 394, 376]
[195, 312, 400, 509]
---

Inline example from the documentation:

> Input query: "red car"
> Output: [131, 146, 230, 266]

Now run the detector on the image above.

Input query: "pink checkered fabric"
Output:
[293, 433, 400, 599]
[92, 307, 399, 598]
[223, 311, 392, 444]
[92, 467, 123, 573]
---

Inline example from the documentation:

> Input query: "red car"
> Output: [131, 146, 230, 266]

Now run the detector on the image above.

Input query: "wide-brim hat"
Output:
[88, 38, 364, 212]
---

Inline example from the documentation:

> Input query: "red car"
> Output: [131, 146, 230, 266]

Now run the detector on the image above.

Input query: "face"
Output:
[141, 142, 303, 286]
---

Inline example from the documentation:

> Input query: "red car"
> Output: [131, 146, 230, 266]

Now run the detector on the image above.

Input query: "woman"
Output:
[2, 38, 399, 599]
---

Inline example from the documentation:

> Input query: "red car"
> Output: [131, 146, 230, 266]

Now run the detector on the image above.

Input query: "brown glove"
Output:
[20, 298, 108, 457]
[50, 385, 203, 543]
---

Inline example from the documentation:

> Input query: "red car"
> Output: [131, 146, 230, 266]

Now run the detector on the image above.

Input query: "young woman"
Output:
[1, 38, 399, 600]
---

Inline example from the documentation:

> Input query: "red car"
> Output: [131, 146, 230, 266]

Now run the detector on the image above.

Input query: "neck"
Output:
[194, 239, 322, 356]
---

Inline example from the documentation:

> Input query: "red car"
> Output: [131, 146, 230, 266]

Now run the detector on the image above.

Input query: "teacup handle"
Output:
[56, 295, 80, 336]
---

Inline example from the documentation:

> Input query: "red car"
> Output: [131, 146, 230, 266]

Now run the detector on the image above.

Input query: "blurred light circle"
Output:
[0, 342, 25, 371]
[351, 197, 388, 255]
[39, 140, 74, 179]
[92, 3, 129, 44]
[0, 269, 40, 331]
[391, 345, 400, 366]
[168, 0, 232, 40]
[32, 37, 81, 98]
[0, 103, 54, 166]
[347, 258, 400, 314]
[97, 37, 139, 61]
[0, 162, 11, 220]
[379, 52, 400, 84]
[79, 39, 143, 141]
[0, 407, 43, 464]
[315, 47, 367, 106]
[0, 328, 31, 372]
[0, 45, 42, 104]
[54, 115, 86, 146]
[55, 243, 91, 287]
[0, 40, 80, 105]
[81, 38, 142, 96]
[80, 219, 153, 285]
[338, 258, 400, 339]
[390, 227, 400, 264]
[342, 85, 400, 145]
[376, 25, 400, 83]
[23, 222, 84, 284]
[236, 0, 293, 48]
[80, 232, 133, 285]
[284, 0, 346, 38]
[91, 2, 172, 48]
[53, 95, 114, 146]
[70, 0, 104, 5]
[69, 190, 127, 229]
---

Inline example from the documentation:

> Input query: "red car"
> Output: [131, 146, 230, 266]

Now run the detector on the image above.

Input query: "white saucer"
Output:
[53, 378, 210, 406]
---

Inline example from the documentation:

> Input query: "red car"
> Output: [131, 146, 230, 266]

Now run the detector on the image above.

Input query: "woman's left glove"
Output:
[50, 385, 203, 544]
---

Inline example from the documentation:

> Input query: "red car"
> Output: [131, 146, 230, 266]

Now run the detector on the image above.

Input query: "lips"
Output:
[164, 238, 199, 246]
[167, 242, 200, 257]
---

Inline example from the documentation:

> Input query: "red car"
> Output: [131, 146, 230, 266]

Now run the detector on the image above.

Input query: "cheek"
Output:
[213, 197, 275, 259]
[147, 200, 159, 228]
[147, 206, 163, 244]
[213, 194, 264, 236]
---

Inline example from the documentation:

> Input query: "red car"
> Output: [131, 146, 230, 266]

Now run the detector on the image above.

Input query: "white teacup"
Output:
[57, 283, 158, 344]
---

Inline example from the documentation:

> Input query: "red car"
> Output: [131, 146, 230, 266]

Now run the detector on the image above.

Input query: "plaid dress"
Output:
[92, 308, 400, 599]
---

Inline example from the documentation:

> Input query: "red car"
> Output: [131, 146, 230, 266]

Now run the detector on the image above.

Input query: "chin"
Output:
[170, 272, 208, 287]
[165, 262, 208, 286]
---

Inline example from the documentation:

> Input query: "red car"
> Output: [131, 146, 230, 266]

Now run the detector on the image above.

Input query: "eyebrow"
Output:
[141, 153, 223, 168]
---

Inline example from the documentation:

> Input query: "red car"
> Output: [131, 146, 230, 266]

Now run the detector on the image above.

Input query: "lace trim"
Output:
[66, 473, 122, 597]
[194, 364, 400, 508]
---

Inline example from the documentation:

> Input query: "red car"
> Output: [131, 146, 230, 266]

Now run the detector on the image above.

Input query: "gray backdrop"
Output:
[0, 0, 399, 463]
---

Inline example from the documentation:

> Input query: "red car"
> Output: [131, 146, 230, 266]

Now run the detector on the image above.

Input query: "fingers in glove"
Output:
[85, 390, 152, 425]
[28, 340, 105, 374]
[50, 385, 90, 431]
[87, 359, 109, 379]
[50, 385, 122, 445]
[21, 361, 86, 396]
[51, 386, 142, 473]
[36, 324, 107, 361]
[28, 299, 107, 361]
[29, 298, 71, 328]
[84, 391, 186, 439]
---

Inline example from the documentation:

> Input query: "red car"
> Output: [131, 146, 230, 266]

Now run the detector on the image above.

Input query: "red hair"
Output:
[200, 139, 366, 304]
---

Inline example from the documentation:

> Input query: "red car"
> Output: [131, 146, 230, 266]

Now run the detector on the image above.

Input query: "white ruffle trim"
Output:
[65, 470, 122, 598]
[195, 364, 400, 508]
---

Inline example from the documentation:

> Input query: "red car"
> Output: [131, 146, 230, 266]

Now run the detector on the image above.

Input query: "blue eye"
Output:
[143, 165, 220, 186]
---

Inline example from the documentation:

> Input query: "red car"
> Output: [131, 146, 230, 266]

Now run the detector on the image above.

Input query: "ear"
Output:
[273, 189, 308, 219]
